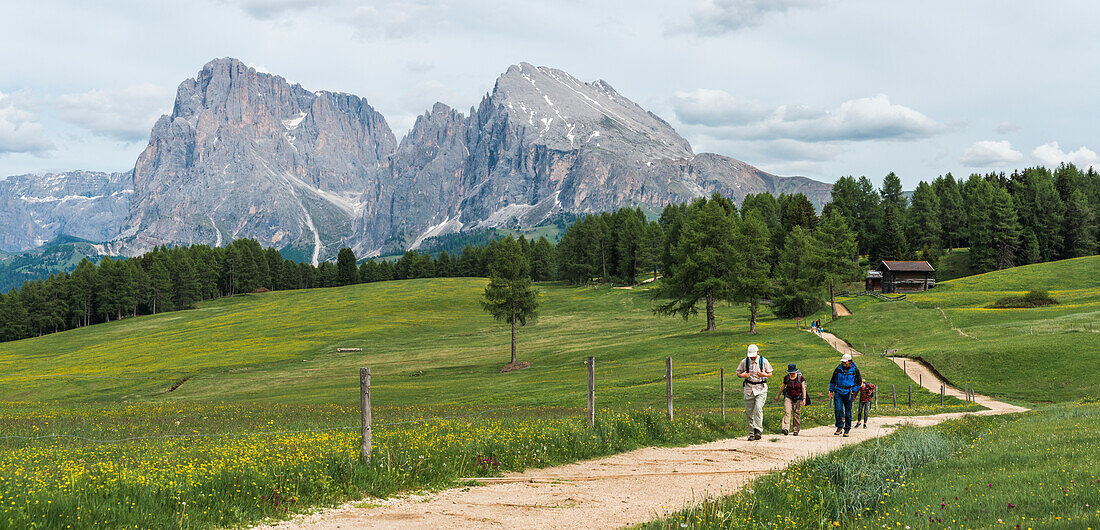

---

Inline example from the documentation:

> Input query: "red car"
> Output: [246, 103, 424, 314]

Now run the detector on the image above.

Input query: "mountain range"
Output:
[1, 58, 831, 263]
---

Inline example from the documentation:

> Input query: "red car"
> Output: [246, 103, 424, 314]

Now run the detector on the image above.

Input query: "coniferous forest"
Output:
[1, 164, 1097, 343]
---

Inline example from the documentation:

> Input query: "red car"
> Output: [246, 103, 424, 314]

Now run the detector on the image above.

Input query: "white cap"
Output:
[841, 353, 852, 362]
[747, 344, 759, 357]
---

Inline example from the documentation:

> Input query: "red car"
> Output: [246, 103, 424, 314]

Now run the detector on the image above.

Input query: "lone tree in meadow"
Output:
[481, 235, 539, 365]
[655, 195, 737, 332]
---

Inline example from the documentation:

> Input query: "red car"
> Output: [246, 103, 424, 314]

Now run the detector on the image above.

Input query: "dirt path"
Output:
[831, 302, 852, 316]
[259, 322, 1023, 529]
[889, 356, 1027, 414]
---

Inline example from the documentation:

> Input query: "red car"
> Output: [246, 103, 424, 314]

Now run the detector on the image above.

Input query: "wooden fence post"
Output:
[940, 384, 944, 406]
[360, 367, 371, 463]
[587, 356, 595, 428]
[919, 373, 922, 388]
[666, 357, 674, 421]
[907, 384, 912, 408]
[892, 384, 896, 407]
[720, 368, 726, 420]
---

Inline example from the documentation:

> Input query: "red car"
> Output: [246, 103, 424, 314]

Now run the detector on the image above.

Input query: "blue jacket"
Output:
[829, 362, 862, 394]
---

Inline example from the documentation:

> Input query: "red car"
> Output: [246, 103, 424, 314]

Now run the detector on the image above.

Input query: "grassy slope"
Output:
[0, 279, 957, 412]
[934, 247, 974, 282]
[827, 256, 1100, 403]
[642, 401, 1100, 529]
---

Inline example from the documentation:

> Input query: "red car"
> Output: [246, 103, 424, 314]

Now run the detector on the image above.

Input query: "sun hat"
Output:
[841, 353, 852, 362]
[787, 363, 798, 373]
[747, 344, 759, 357]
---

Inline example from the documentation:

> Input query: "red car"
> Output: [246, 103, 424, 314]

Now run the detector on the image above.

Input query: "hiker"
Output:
[774, 363, 807, 436]
[828, 353, 862, 436]
[736, 344, 773, 441]
[854, 380, 876, 429]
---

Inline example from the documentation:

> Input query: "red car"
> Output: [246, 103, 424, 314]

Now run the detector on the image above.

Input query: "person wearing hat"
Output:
[828, 353, 862, 436]
[774, 363, 807, 435]
[736, 344, 773, 441]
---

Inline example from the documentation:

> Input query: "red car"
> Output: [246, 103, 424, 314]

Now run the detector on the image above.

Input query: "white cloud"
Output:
[55, 84, 173, 142]
[961, 140, 1023, 167]
[670, 0, 828, 36]
[348, 0, 445, 40]
[995, 121, 1020, 134]
[675, 92, 944, 143]
[225, 0, 334, 20]
[0, 91, 54, 156]
[1032, 141, 1100, 170]
[671, 89, 772, 126]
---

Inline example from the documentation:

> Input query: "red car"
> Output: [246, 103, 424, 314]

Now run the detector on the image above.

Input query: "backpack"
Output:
[742, 356, 768, 386]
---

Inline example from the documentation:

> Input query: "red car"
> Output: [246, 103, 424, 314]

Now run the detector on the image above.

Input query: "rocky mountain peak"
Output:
[485, 62, 693, 160]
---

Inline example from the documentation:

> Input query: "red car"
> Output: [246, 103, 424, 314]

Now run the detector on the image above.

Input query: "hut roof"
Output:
[879, 260, 935, 272]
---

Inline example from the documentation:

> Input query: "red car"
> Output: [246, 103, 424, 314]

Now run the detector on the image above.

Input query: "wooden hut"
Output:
[865, 270, 883, 292]
[877, 260, 935, 293]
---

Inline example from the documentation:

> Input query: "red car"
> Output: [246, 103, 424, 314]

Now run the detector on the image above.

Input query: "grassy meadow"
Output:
[826, 256, 1100, 404]
[643, 400, 1100, 529]
[0, 277, 977, 528]
[0, 278, 956, 410]
[2, 277, 981, 525]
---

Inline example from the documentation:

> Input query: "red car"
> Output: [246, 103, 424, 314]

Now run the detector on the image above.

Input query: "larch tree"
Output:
[814, 210, 861, 321]
[480, 235, 539, 365]
[732, 210, 773, 334]
[654, 196, 737, 332]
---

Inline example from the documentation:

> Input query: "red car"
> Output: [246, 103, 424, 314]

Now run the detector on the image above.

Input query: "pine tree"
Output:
[0, 293, 30, 342]
[932, 173, 965, 250]
[989, 186, 1022, 270]
[69, 258, 97, 327]
[814, 210, 861, 321]
[148, 253, 174, 314]
[654, 197, 737, 332]
[732, 211, 772, 334]
[1063, 189, 1098, 258]
[530, 237, 556, 281]
[480, 236, 539, 364]
[616, 210, 645, 285]
[908, 181, 942, 251]
[336, 247, 359, 286]
[171, 251, 199, 309]
[772, 227, 825, 318]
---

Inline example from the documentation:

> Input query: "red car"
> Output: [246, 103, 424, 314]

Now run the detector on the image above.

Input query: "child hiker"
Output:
[854, 380, 876, 429]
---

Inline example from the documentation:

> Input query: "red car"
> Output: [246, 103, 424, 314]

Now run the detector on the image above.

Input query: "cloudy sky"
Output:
[1, 0, 1098, 188]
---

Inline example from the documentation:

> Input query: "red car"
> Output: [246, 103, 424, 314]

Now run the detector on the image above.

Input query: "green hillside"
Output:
[828, 256, 1100, 403]
[0, 278, 950, 411]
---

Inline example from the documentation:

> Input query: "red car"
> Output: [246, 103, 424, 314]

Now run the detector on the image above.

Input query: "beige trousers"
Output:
[744, 391, 767, 432]
[782, 396, 803, 433]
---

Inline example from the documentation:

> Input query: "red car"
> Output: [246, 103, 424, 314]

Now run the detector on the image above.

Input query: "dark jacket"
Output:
[829, 363, 862, 394]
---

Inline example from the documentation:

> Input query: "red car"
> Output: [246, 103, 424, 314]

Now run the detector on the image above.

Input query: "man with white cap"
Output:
[736, 344, 773, 441]
[828, 353, 862, 436]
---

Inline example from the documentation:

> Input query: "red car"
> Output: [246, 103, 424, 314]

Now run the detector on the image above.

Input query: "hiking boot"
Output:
[853, 422, 862, 428]
[782, 429, 789, 435]
[753, 429, 762, 440]
[834, 428, 843, 436]
[843, 430, 850, 437]
[864, 423, 868, 429]
[792, 431, 799, 436]
[747, 432, 755, 441]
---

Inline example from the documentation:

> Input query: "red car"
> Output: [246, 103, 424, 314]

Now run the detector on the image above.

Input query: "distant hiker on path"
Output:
[854, 380, 876, 429]
[828, 353, 862, 437]
[774, 363, 806, 436]
[737, 344, 773, 441]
